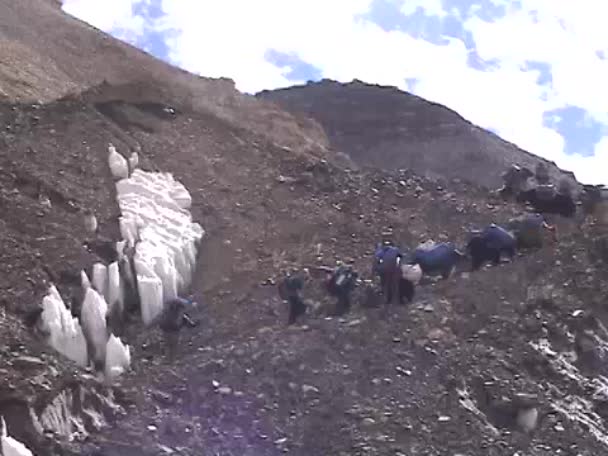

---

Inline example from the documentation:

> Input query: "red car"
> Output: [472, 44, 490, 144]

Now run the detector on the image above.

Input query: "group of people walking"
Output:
[277, 210, 559, 326]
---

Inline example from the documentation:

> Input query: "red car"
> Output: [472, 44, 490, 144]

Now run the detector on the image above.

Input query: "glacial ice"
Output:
[104, 334, 131, 379]
[108, 143, 129, 180]
[116, 169, 204, 325]
[40, 285, 88, 367]
[137, 275, 164, 327]
[107, 261, 124, 314]
[80, 287, 108, 366]
[1, 416, 33, 456]
[81, 269, 91, 289]
[91, 262, 108, 301]
[128, 151, 139, 173]
[36, 145, 203, 382]
[116, 240, 126, 261]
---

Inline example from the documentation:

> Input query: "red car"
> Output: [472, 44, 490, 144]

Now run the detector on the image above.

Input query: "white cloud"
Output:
[61, 0, 145, 40]
[400, 0, 447, 18]
[62, 0, 608, 185]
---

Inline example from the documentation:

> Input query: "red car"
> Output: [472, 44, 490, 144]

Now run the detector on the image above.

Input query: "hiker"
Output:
[410, 242, 466, 279]
[505, 213, 557, 249]
[325, 264, 358, 316]
[467, 224, 517, 270]
[372, 242, 403, 304]
[154, 296, 198, 359]
[278, 270, 308, 325]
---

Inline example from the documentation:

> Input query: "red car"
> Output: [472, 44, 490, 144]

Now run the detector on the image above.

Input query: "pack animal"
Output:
[410, 242, 465, 279]
[467, 224, 517, 270]
[516, 185, 576, 217]
[505, 213, 557, 249]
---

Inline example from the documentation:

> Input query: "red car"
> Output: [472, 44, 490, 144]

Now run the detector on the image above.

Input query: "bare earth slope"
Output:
[2, 88, 608, 455]
[257, 79, 579, 189]
[2, 2, 608, 456]
[0, 0, 329, 156]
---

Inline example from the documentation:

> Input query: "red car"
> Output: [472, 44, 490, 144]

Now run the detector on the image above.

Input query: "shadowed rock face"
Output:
[257, 79, 579, 190]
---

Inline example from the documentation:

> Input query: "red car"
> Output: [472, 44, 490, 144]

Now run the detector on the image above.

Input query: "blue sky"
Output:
[62, 0, 608, 185]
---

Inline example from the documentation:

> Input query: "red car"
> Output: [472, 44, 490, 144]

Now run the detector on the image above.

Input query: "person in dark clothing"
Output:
[372, 243, 401, 291]
[326, 265, 358, 316]
[372, 242, 406, 306]
[278, 271, 307, 325]
[153, 296, 198, 359]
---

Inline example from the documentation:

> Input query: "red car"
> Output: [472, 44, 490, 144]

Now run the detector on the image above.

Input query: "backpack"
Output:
[328, 266, 357, 295]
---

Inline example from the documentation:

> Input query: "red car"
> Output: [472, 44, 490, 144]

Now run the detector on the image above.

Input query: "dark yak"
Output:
[516, 184, 576, 217]
[410, 242, 466, 279]
[467, 224, 517, 270]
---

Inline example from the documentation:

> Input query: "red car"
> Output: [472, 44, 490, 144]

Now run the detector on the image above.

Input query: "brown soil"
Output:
[1, 2, 608, 456]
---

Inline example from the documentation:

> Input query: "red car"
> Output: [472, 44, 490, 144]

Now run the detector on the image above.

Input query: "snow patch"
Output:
[116, 169, 204, 325]
[1, 416, 33, 456]
[81, 287, 108, 366]
[40, 285, 88, 367]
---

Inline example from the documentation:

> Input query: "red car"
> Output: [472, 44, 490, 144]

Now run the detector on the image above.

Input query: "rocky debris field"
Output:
[0, 83, 607, 456]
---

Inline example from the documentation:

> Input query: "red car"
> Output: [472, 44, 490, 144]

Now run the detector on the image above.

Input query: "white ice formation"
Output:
[39, 285, 88, 367]
[91, 262, 108, 301]
[108, 143, 129, 179]
[104, 334, 131, 380]
[107, 261, 124, 315]
[37, 143, 202, 382]
[1, 416, 33, 456]
[81, 269, 91, 289]
[80, 287, 108, 366]
[116, 168, 204, 325]
[128, 151, 139, 173]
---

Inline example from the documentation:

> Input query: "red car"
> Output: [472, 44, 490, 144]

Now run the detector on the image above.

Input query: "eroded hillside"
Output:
[0, 0, 330, 158]
[1, 84, 608, 455]
[1, 2, 608, 456]
[257, 79, 579, 190]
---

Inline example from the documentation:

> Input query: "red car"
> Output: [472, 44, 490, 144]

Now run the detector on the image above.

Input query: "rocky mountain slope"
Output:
[0, 0, 329, 157]
[1, 2, 608, 455]
[257, 79, 579, 190]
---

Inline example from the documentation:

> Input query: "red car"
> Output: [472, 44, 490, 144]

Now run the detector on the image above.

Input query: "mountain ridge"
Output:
[257, 78, 580, 190]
